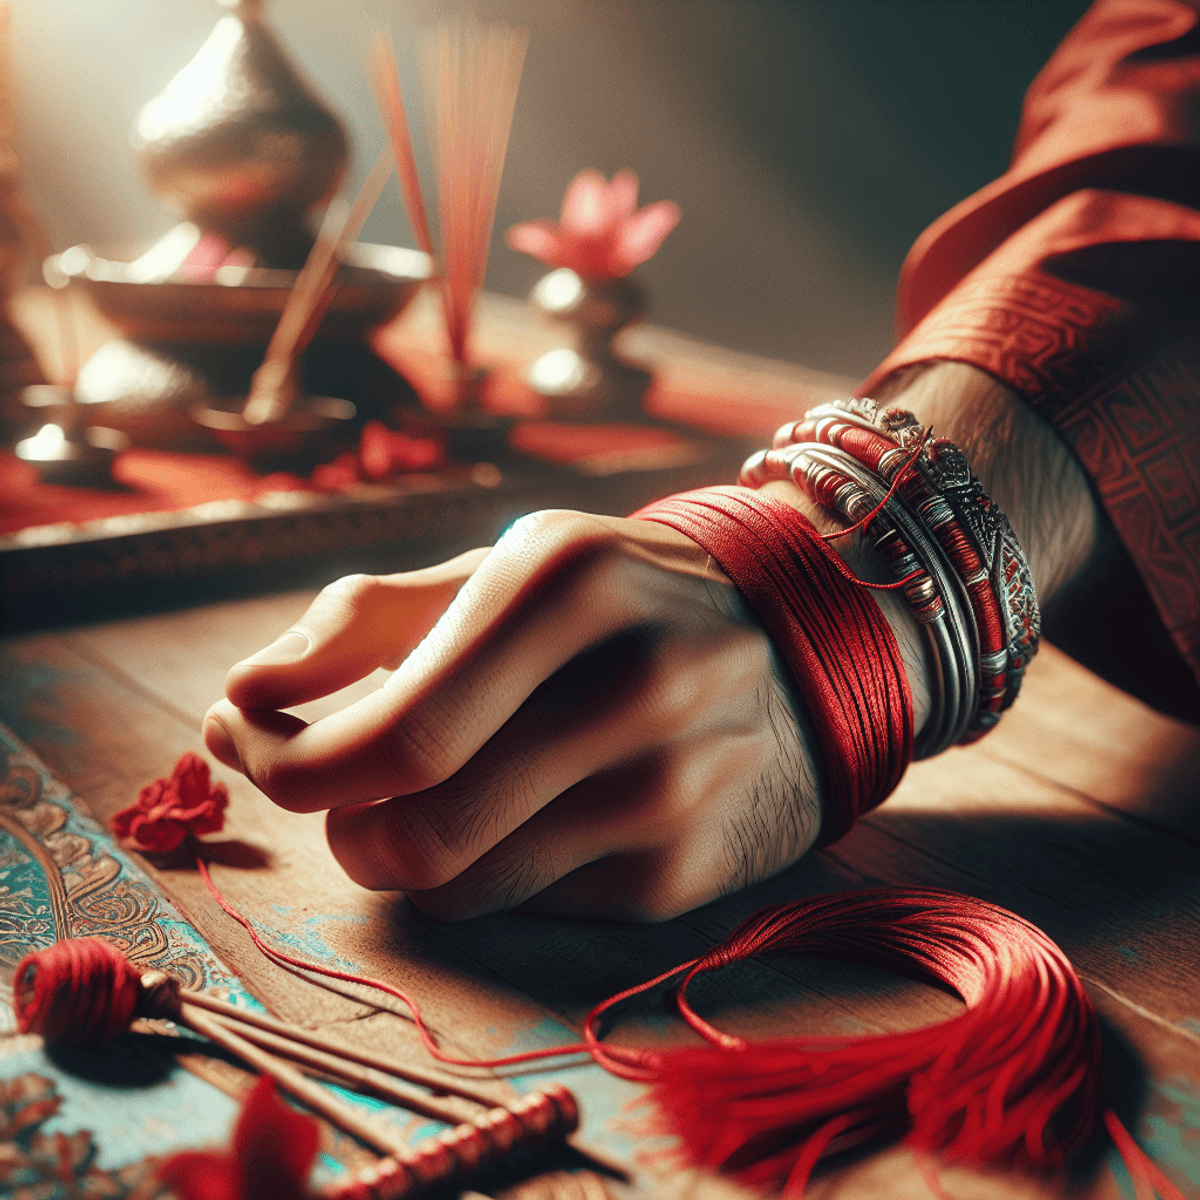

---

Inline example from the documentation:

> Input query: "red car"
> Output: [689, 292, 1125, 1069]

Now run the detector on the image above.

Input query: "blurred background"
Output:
[13, 0, 1089, 381]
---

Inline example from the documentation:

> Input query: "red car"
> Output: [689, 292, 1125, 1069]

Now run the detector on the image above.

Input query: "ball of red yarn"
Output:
[110, 752, 228, 853]
[14, 937, 142, 1044]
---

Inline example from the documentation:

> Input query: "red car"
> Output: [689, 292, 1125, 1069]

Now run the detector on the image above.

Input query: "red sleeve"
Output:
[858, 0, 1200, 704]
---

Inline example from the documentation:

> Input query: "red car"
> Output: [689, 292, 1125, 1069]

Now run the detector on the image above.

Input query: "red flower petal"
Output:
[157, 1150, 240, 1200]
[560, 168, 613, 237]
[173, 753, 216, 806]
[111, 754, 228, 852]
[510, 171, 679, 278]
[608, 169, 640, 221]
[506, 219, 567, 265]
[156, 1080, 318, 1200]
[134, 778, 169, 813]
[615, 200, 682, 270]
[234, 1078, 319, 1200]
[135, 813, 189, 853]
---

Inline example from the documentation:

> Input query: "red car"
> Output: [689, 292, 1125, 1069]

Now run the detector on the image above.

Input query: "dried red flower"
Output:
[157, 1077, 319, 1200]
[110, 752, 228, 853]
[506, 168, 680, 279]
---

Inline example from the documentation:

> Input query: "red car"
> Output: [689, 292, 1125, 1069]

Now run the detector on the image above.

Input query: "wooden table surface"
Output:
[3, 297, 1200, 1198]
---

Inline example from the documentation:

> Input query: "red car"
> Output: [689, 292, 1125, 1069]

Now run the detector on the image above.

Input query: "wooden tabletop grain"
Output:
[3, 293, 1200, 1198]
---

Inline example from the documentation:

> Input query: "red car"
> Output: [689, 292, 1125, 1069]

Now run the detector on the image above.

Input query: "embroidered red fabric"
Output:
[857, 0, 1200, 703]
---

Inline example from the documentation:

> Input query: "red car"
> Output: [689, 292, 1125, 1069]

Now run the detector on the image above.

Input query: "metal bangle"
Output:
[753, 398, 1041, 729]
[776, 442, 980, 758]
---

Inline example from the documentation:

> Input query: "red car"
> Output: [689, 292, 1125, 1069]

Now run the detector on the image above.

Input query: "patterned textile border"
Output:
[0, 719, 252, 1024]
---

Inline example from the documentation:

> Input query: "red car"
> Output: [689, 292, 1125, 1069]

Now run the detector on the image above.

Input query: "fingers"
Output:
[327, 682, 804, 920]
[225, 548, 491, 711]
[205, 513, 683, 811]
[319, 632, 678, 889]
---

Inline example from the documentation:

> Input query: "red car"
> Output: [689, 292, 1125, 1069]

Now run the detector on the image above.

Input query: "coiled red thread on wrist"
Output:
[632, 485, 913, 845]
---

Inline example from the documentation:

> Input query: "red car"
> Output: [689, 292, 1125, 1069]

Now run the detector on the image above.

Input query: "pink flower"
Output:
[110, 752, 228, 853]
[506, 169, 680, 278]
[157, 1077, 319, 1200]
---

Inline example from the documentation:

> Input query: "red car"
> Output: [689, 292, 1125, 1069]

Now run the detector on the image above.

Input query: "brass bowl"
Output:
[53, 234, 431, 345]
[190, 393, 356, 472]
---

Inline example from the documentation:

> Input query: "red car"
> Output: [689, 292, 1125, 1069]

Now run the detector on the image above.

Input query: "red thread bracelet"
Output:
[632, 486, 913, 845]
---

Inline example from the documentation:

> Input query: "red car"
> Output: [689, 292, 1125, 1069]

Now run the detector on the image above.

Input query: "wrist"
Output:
[874, 361, 1100, 608]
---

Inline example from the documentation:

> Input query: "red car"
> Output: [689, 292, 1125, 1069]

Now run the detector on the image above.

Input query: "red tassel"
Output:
[576, 889, 1105, 1194]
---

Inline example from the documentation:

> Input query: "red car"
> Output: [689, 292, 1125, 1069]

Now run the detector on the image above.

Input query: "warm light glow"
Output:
[55, 244, 91, 279]
[527, 347, 595, 395]
[532, 267, 583, 314]
[134, 16, 246, 145]
[16, 424, 67, 461]
[125, 222, 202, 283]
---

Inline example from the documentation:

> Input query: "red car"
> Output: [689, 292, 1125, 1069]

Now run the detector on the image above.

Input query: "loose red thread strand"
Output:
[196, 856, 586, 1071]
[813, 431, 934, 594]
[817, 429, 932, 544]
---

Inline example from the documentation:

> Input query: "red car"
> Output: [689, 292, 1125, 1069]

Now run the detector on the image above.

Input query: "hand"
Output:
[203, 511, 824, 921]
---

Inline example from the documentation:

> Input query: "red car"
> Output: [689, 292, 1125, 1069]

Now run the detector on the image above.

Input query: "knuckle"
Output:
[249, 755, 312, 812]
[379, 804, 462, 891]
[318, 573, 386, 620]
[497, 510, 615, 576]
[330, 801, 463, 893]
[636, 622, 771, 735]
[408, 843, 545, 921]
[470, 842, 550, 911]
[627, 855, 715, 923]
[634, 653, 710, 736]
[374, 711, 455, 794]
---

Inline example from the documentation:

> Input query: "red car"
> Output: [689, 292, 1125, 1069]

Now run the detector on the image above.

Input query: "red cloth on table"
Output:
[858, 0, 1200, 713]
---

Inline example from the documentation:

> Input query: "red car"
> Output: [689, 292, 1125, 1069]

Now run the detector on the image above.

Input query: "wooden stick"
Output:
[178, 1001, 583, 1200]
[179, 1001, 410, 1157]
[242, 146, 394, 426]
[192, 1001, 626, 1187]
[203, 1009, 484, 1126]
[181, 986, 501, 1108]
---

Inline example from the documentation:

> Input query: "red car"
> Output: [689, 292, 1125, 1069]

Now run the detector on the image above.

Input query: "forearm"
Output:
[874, 361, 1102, 610]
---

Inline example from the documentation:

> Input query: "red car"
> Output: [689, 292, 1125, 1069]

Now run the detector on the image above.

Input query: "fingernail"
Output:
[203, 715, 243, 773]
[241, 630, 310, 668]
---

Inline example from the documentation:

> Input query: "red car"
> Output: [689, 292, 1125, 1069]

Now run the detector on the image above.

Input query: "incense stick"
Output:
[421, 17, 528, 375]
[180, 1001, 410, 1156]
[369, 32, 434, 260]
[242, 146, 394, 427]
[181, 985, 502, 1108]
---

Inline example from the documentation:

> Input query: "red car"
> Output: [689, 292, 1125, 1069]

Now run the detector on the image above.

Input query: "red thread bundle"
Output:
[633, 486, 913, 844]
[14, 936, 141, 1044]
[578, 888, 1104, 1195]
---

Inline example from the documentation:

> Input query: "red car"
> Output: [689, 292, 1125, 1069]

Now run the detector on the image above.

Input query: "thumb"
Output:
[224, 547, 490, 711]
